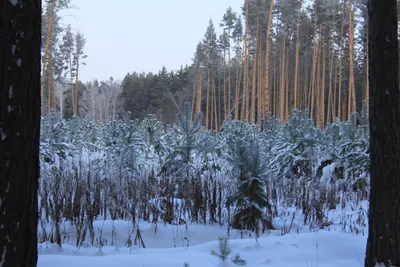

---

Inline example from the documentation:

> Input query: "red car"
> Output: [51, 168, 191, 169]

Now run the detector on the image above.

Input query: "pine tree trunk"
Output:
[74, 55, 80, 116]
[332, 53, 338, 121]
[196, 72, 202, 114]
[320, 38, 326, 128]
[228, 41, 231, 117]
[234, 61, 242, 120]
[303, 49, 309, 112]
[328, 40, 334, 124]
[284, 49, 289, 121]
[257, 28, 263, 125]
[338, 4, 345, 121]
[293, 14, 301, 111]
[273, 52, 277, 117]
[0, 1, 41, 266]
[315, 41, 321, 126]
[191, 75, 197, 119]
[223, 49, 227, 118]
[264, 0, 274, 119]
[243, 0, 249, 121]
[310, 0, 318, 121]
[251, 23, 258, 123]
[348, 0, 356, 121]
[206, 69, 210, 129]
[365, 0, 400, 265]
[48, 52, 52, 112]
[69, 51, 75, 115]
[365, 37, 369, 118]
[213, 80, 218, 131]
[41, 0, 56, 114]
[279, 22, 287, 122]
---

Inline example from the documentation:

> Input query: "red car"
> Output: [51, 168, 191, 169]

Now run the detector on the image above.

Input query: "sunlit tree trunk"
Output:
[264, 0, 274, 119]
[293, 13, 301, 111]
[279, 22, 287, 122]
[347, 0, 356, 121]
[41, 0, 56, 114]
[338, 3, 345, 121]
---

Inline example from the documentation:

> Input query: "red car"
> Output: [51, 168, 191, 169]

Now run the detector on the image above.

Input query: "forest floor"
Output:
[37, 203, 368, 267]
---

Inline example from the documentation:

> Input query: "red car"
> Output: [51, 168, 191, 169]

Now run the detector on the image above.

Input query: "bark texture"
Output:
[365, 0, 400, 266]
[0, 0, 41, 266]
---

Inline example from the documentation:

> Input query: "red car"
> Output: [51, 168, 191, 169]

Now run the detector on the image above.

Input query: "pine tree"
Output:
[72, 31, 87, 116]
[225, 122, 271, 233]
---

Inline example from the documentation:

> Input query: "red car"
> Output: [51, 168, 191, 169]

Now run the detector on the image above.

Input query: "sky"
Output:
[61, 0, 244, 82]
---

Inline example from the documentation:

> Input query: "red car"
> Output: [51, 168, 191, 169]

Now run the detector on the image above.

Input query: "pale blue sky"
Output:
[61, 0, 244, 82]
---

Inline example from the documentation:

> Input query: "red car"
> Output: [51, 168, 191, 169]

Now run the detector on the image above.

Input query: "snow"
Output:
[0, 246, 6, 266]
[11, 45, 16, 56]
[37, 221, 367, 267]
[0, 127, 5, 140]
[8, 0, 17, 6]
[16, 58, 21, 67]
[8, 86, 13, 99]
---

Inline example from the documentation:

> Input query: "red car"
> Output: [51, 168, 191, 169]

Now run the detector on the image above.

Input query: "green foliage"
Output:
[211, 237, 247, 266]
[38, 110, 371, 244]
[211, 237, 232, 262]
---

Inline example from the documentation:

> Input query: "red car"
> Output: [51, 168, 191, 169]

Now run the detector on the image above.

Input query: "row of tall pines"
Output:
[40, 0, 87, 117]
[189, 0, 368, 130]
[41, 0, 398, 128]
[123, 0, 377, 129]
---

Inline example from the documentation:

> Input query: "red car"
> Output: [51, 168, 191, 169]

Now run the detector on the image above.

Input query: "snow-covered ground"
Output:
[38, 218, 367, 267]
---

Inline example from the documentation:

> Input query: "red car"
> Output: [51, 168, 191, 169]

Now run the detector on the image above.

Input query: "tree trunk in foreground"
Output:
[365, 0, 400, 266]
[0, 0, 41, 266]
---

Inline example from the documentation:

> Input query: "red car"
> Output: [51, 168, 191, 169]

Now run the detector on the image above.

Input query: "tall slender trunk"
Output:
[310, 0, 318, 120]
[264, 0, 274, 119]
[279, 22, 287, 122]
[196, 72, 202, 114]
[365, 33, 369, 118]
[273, 51, 278, 117]
[48, 52, 53, 112]
[242, 0, 250, 121]
[74, 55, 80, 116]
[228, 36, 231, 117]
[250, 22, 258, 123]
[234, 63, 240, 120]
[332, 51, 338, 121]
[69, 51, 75, 116]
[257, 27, 263, 125]
[285, 49, 289, 121]
[328, 37, 334, 123]
[293, 13, 301, 111]
[223, 49, 227, 118]
[348, 0, 356, 120]
[41, 0, 56, 113]
[303, 49, 309, 111]
[213, 80, 218, 131]
[315, 40, 321, 126]
[191, 74, 197, 119]
[206, 69, 210, 129]
[338, 3, 345, 121]
[320, 36, 326, 128]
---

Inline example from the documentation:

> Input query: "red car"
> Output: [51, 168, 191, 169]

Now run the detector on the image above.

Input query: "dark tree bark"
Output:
[0, 0, 41, 266]
[365, 0, 400, 266]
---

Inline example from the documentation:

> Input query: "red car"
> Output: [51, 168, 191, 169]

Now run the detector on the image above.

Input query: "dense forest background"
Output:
[41, 0, 400, 128]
